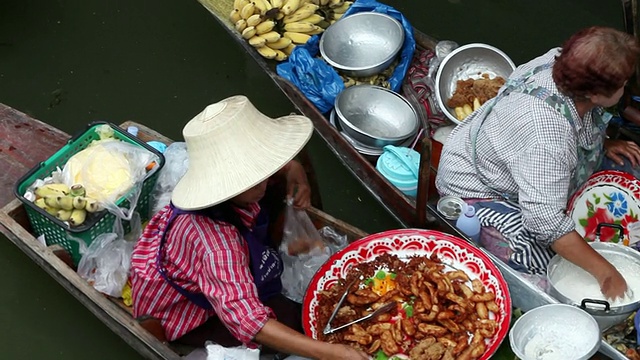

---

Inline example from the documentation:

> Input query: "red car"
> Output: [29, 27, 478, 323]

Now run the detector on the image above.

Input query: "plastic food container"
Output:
[376, 145, 420, 197]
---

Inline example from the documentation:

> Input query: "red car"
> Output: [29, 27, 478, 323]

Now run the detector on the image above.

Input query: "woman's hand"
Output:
[604, 139, 640, 167]
[597, 265, 628, 300]
[283, 160, 311, 209]
[319, 344, 369, 360]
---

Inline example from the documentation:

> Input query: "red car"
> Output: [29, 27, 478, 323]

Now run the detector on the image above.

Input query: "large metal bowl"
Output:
[334, 85, 419, 148]
[319, 12, 404, 77]
[509, 304, 600, 360]
[435, 43, 516, 125]
[547, 241, 640, 330]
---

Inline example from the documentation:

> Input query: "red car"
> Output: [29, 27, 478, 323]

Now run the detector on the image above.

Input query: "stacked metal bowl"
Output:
[332, 85, 419, 160]
[319, 12, 404, 77]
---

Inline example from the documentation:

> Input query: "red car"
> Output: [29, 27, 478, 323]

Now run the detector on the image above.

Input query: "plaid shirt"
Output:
[436, 48, 605, 246]
[130, 203, 275, 343]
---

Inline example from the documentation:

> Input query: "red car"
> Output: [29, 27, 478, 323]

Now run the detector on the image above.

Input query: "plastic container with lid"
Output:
[376, 145, 420, 197]
[456, 204, 481, 244]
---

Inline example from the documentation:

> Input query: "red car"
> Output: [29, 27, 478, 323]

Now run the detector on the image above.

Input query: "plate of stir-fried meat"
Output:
[302, 229, 511, 360]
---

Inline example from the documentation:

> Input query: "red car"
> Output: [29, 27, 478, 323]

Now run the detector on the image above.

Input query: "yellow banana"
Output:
[34, 198, 47, 209]
[283, 21, 316, 33]
[331, 1, 352, 14]
[269, 0, 283, 8]
[240, 2, 256, 20]
[258, 31, 281, 43]
[281, 0, 301, 15]
[242, 26, 257, 39]
[328, 0, 343, 8]
[308, 0, 320, 4]
[305, 25, 324, 35]
[84, 197, 101, 213]
[282, 43, 297, 55]
[234, 0, 251, 11]
[274, 49, 288, 61]
[276, 11, 285, 20]
[255, 19, 276, 34]
[229, 9, 242, 23]
[282, 3, 319, 23]
[44, 195, 60, 209]
[57, 195, 74, 211]
[56, 209, 73, 222]
[246, 14, 263, 27]
[254, 0, 273, 15]
[248, 35, 267, 48]
[297, 14, 324, 25]
[332, 12, 343, 20]
[235, 19, 248, 32]
[34, 183, 69, 198]
[257, 46, 278, 59]
[72, 196, 87, 210]
[320, 0, 330, 6]
[266, 37, 292, 49]
[283, 31, 312, 44]
[69, 209, 87, 227]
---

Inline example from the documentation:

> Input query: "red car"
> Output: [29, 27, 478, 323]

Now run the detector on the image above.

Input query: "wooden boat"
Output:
[197, 0, 440, 229]
[0, 103, 368, 360]
[191, 3, 633, 358]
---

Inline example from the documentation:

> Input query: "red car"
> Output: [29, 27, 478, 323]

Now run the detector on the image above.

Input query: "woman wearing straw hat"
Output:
[130, 96, 368, 359]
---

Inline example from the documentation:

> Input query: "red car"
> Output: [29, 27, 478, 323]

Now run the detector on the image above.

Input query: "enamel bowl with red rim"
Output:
[302, 229, 512, 359]
[567, 170, 640, 244]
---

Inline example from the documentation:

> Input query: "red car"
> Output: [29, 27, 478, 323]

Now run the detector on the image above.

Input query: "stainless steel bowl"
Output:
[435, 43, 516, 125]
[319, 12, 404, 77]
[509, 304, 600, 360]
[334, 85, 419, 148]
[547, 242, 640, 330]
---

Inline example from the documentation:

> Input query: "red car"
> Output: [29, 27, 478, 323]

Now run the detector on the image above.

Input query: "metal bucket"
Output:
[547, 241, 640, 331]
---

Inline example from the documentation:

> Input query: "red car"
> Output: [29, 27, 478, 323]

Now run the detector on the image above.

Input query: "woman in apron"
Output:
[130, 96, 368, 360]
[436, 27, 640, 300]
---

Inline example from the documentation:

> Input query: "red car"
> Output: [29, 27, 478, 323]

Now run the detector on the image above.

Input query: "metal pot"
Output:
[547, 241, 640, 331]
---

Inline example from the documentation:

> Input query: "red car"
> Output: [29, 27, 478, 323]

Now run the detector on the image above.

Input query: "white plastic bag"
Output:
[149, 142, 189, 215]
[205, 342, 260, 360]
[279, 202, 349, 303]
[77, 232, 135, 297]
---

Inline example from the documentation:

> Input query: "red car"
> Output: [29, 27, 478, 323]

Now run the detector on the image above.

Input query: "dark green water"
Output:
[0, 0, 623, 358]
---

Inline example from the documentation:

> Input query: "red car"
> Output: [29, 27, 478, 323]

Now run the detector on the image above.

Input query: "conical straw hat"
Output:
[171, 95, 313, 210]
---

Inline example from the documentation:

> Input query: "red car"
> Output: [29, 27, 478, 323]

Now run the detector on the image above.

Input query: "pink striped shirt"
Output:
[130, 203, 275, 343]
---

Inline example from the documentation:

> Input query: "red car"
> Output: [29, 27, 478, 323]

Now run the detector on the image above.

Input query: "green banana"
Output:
[69, 184, 86, 197]
[72, 196, 87, 210]
[44, 195, 60, 209]
[84, 197, 101, 213]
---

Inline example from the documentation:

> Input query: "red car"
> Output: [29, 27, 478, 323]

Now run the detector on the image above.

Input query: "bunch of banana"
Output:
[310, 0, 352, 26]
[229, 0, 336, 61]
[340, 58, 398, 89]
[33, 183, 101, 227]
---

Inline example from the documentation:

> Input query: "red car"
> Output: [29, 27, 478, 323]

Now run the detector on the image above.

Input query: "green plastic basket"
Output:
[14, 121, 165, 265]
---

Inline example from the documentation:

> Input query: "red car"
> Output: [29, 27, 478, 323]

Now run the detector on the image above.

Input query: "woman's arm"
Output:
[276, 159, 311, 209]
[255, 319, 369, 360]
[551, 230, 627, 299]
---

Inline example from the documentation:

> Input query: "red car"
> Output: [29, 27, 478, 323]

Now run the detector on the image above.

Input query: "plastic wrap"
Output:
[149, 142, 189, 215]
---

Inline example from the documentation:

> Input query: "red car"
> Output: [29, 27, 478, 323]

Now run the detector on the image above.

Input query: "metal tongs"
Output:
[323, 278, 398, 335]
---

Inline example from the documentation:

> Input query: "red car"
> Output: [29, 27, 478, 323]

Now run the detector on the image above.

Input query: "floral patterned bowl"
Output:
[567, 170, 640, 244]
[302, 229, 511, 360]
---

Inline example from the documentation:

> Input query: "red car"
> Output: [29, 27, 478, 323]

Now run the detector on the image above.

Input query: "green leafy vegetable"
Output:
[375, 270, 387, 280]
[375, 350, 388, 360]
[389, 272, 397, 279]
[404, 304, 414, 318]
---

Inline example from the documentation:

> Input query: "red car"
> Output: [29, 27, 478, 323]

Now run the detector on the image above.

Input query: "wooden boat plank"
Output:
[0, 103, 70, 209]
[0, 109, 371, 359]
[0, 199, 181, 360]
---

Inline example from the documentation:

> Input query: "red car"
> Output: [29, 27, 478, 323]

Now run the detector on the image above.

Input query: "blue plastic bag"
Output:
[276, 36, 344, 114]
[276, 0, 416, 114]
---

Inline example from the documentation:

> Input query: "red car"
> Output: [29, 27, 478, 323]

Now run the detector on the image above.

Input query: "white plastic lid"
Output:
[465, 205, 476, 217]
